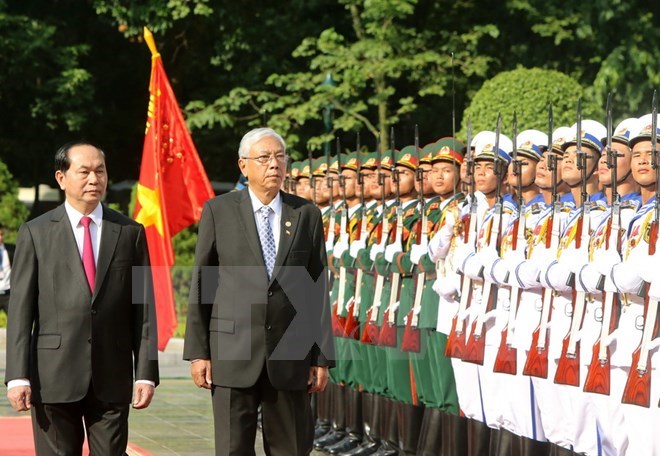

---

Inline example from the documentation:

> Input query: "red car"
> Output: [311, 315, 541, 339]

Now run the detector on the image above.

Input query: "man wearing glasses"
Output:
[184, 127, 335, 455]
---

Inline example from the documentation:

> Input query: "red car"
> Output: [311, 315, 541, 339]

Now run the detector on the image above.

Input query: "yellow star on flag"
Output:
[135, 183, 164, 236]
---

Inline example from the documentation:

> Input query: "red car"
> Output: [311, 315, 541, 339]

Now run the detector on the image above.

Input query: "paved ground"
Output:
[0, 329, 326, 455]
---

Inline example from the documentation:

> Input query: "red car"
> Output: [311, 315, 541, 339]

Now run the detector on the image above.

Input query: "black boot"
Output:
[416, 407, 444, 455]
[549, 442, 577, 456]
[396, 402, 425, 455]
[314, 385, 333, 438]
[518, 434, 550, 456]
[440, 412, 468, 456]
[327, 388, 363, 454]
[489, 427, 518, 456]
[341, 392, 381, 456]
[466, 418, 491, 456]
[372, 398, 398, 456]
[314, 384, 347, 451]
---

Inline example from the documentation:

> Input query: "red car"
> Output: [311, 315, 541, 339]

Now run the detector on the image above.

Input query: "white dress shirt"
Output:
[248, 188, 282, 257]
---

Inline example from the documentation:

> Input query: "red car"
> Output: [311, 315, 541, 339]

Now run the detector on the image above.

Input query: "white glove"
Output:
[592, 248, 622, 277]
[384, 242, 402, 263]
[325, 239, 334, 254]
[477, 248, 501, 284]
[463, 253, 482, 280]
[432, 276, 458, 301]
[333, 240, 349, 259]
[350, 239, 366, 259]
[428, 222, 453, 261]
[558, 246, 588, 275]
[410, 241, 428, 265]
[370, 243, 385, 262]
[443, 209, 458, 232]
[634, 252, 660, 284]
[579, 263, 604, 293]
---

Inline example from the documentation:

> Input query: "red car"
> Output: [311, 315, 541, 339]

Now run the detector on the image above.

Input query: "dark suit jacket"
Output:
[4, 204, 159, 404]
[183, 189, 335, 391]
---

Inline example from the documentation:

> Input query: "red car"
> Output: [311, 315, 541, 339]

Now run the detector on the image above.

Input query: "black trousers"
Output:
[211, 365, 314, 456]
[31, 383, 129, 456]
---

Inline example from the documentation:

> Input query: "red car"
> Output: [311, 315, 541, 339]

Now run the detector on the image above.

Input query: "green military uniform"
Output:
[354, 153, 395, 396]
[375, 148, 420, 404]
[394, 138, 464, 413]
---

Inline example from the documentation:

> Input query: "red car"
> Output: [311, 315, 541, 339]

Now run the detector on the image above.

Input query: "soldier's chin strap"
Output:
[567, 156, 599, 189]
[602, 169, 633, 188]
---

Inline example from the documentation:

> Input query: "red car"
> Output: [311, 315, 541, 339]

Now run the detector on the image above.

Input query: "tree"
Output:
[0, 1, 94, 198]
[460, 68, 601, 138]
[0, 160, 29, 243]
[181, 0, 502, 154]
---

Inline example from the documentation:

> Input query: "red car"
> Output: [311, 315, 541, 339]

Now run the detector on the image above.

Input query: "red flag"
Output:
[134, 27, 215, 351]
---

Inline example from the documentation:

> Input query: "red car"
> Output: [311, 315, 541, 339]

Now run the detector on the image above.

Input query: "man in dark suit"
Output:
[184, 127, 335, 455]
[5, 142, 159, 455]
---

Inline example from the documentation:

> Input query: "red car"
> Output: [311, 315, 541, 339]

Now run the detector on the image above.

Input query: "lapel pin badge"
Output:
[285, 230, 291, 236]
[285, 220, 292, 227]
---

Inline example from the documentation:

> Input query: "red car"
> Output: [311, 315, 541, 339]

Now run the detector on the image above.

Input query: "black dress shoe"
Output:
[315, 424, 332, 439]
[372, 441, 398, 456]
[327, 435, 362, 454]
[340, 440, 379, 456]
[314, 430, 347, 451]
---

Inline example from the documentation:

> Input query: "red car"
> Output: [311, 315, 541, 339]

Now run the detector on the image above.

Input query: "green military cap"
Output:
[290, 161, 301, 179]
[379, 151, 395, 171]
[395, 146, 419, 171]
[312, 157, 328, 176]
[299, 159, 311, 178]
[340, 152, 359, 171]
[432, 137, 464, 166]
[327, 155, 340, 174]
[360, 151, 378, 169]
[420, 142, 440, 164]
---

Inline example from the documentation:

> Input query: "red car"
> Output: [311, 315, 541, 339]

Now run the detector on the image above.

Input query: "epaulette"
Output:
[620, 199, 639, 210]
[587, 201, 607, 212]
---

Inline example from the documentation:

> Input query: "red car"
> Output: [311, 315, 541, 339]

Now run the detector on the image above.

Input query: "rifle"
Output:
[445, 118, 474, 358]
[336, 138, 350, 333]
[523, 103, 558, 378]
[344, 133, 363, 340]
[622, 90, 659, 407]
[585, 93, 620, 394]
[379, 128, 402, 347]
[402, 125, 424, 352]
[463, 114, 503, 365]
[555, 98, 592, 386]
[363, 135, 389, 344]
[326, 146, 337, 249]
[494, 112, 522, 375]
[309, 149, 317, 206]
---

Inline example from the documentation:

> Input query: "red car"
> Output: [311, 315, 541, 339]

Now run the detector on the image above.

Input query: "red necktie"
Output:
[81, 216, 96, 292]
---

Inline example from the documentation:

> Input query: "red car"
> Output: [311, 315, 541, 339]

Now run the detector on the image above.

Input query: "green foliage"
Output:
[171, 226, 198, 321]
[94, 0, 213, 37]
[461, 68, 599, 138]
[0, 3, 95, 186]
[0, 160, 29, 243]
[184, 0, 500, 153]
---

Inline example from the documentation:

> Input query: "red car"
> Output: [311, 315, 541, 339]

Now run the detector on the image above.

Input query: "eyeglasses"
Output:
[243, 153, 289, 166]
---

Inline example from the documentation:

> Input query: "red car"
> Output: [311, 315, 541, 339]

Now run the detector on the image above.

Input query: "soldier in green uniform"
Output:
[401, 138, 466, 454]
[374, 147, 422, 455]
[322, 152, 367, 455]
